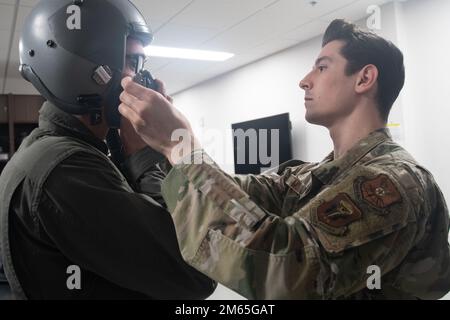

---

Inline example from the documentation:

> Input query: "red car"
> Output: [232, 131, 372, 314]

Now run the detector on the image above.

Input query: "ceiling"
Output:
[0, 0, 392, 95]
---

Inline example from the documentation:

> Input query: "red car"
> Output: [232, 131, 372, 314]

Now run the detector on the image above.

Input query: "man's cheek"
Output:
[122, 69, 135, 78]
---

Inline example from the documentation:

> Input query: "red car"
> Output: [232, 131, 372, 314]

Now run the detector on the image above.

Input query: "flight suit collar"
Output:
[312, 128, 393, 185]
[38, 102, 108, 155]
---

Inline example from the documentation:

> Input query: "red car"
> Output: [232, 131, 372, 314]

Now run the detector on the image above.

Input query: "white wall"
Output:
[174, 0, 450, 300]
[175, 35, 331, 174]
[398, 0, 450, 300]
[399, 0, 450, 210]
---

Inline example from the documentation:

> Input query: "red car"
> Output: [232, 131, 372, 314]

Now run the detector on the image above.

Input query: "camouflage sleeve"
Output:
[161, 150, 420, 299]
[229, 160, 309, 215]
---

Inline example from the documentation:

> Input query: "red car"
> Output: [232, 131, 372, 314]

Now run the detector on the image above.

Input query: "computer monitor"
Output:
[232, 113, 293, 174]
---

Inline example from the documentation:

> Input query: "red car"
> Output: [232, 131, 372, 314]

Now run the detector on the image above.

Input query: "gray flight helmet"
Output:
[19, 0, 153, 128]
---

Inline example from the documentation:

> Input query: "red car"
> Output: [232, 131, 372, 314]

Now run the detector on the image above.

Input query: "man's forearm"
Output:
[122, 146, 167, 206]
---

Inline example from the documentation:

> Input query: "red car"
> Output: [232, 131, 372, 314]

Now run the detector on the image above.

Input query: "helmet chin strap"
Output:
[103, 70, 125, 129]
[106, 128, 124, 168]
[76, 94, 103, 125]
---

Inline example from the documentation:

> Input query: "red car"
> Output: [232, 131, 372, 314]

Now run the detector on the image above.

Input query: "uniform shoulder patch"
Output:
[301, 166, 411, 254]
[316, 193, 362, 228]
[355, 174, 402, 210]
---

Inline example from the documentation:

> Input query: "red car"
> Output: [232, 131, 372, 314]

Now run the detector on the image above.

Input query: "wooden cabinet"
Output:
[0, 94, 44, 169]
[0, 95, 7, 123]
[12, 95, 44, 123]
[0, 94, 44, 173]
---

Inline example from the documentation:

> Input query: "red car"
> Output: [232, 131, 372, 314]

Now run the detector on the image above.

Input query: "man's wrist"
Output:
[164, 134, 202, 165]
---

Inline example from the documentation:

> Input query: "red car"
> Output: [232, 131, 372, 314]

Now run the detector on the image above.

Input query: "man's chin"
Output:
[305, 112, 321, 125]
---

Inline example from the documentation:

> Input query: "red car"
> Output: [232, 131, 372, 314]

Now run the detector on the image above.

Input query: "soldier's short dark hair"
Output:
[322, 19, 405, 122]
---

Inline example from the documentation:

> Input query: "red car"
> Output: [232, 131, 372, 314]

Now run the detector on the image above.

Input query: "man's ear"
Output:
[355, 64, 378, 94]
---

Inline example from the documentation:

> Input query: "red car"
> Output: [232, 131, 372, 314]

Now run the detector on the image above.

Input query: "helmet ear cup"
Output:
[19, 64, 30, 82]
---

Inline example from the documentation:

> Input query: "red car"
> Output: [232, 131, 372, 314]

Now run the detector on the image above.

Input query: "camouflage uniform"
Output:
[161, 128, 450, 299]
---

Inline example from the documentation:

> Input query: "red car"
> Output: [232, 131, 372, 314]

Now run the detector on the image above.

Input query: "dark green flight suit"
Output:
[0, 102, 215, 299]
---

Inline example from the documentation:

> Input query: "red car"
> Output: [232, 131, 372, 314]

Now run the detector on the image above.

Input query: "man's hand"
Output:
[154, 78, 174, 104]
[118, 77, 199, 164]
[119, 79, 171, 157]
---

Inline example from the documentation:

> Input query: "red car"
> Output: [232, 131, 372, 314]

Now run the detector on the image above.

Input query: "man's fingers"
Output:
[119, 91, 142, 112]
[155, 78, 173, 103]
[121, 76, 151, 100]
[118, 103, 146, 129]
[165, 95, 173, 104]
[155, 79, 166, 95]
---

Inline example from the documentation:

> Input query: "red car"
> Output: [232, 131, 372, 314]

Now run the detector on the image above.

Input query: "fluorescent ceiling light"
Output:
[145, 45, 234, 61]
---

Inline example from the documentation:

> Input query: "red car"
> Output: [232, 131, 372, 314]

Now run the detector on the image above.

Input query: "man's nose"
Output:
[299, 72, 312, 91]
